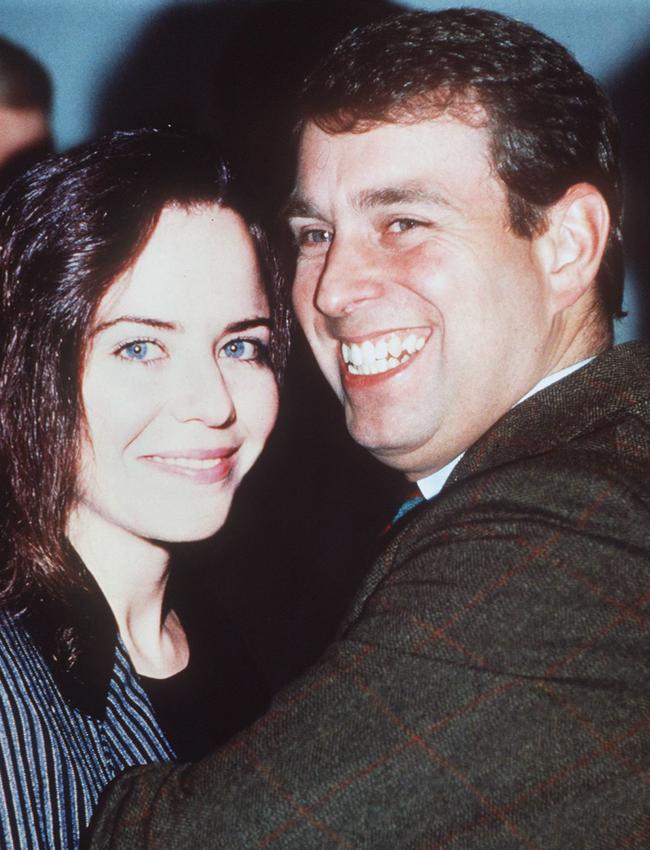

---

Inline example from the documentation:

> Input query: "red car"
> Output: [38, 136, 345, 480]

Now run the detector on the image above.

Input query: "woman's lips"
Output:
[139, 447, 239, 484]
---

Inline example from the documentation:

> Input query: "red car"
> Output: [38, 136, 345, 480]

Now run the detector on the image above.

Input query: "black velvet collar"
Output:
[21, 550, 118, 720]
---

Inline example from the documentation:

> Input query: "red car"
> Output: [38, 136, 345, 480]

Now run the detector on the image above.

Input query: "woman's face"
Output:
[75, 203, 278, 544]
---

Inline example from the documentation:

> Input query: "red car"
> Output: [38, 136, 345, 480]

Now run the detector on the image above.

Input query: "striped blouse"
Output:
[0, 595, 174, 849]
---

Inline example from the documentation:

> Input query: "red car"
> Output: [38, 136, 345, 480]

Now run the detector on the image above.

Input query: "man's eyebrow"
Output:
[354, 184, 453, 210]
[92, 316, 178, 336]
[283, 194, 322, 221]
[283, 184, 454, 221]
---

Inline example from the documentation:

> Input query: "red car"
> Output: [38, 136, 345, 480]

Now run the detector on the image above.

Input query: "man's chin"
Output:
[347, 421, 434, 477]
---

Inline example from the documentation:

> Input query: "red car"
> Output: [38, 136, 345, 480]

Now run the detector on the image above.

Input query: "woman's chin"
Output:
[149, 511, 231, 545]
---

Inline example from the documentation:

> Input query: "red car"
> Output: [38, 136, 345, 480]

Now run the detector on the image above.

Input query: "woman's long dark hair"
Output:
[0, 128, 289, 605]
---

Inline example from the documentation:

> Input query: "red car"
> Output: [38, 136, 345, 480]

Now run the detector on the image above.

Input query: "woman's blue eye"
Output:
[225, 340, 247, 358]
[117, 340, 162, 362]
[123, 341, 149, 360]
[220, 338, 264, 362]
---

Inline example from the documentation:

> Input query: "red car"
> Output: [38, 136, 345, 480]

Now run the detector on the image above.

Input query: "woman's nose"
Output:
[170, 360, 236, 428]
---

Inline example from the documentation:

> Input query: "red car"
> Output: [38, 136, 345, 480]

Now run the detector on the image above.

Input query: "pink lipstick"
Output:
[139, 447, 239, 484]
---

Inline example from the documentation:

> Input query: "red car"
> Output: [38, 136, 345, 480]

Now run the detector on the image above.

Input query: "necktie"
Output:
[391, 489, 425, 524]
[382, 486, 425, 535]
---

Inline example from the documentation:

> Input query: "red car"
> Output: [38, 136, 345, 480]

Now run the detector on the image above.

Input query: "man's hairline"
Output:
[291, 100, 540, 242]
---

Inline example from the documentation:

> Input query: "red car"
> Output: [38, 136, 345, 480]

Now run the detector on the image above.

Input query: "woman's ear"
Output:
[534, 183, 610, 313]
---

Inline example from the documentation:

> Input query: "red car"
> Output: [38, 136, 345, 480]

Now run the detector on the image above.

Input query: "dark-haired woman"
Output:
[0, 129, 287, 849]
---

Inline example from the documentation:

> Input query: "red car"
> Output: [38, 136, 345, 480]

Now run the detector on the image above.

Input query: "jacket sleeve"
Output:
[86, 455, 650, 850]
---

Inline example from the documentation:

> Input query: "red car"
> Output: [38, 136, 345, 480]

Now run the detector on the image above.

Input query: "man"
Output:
[89, 9, 649, 848]
[0, 35, 53, 188]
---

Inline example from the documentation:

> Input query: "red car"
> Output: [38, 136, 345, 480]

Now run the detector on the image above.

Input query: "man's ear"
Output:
[535, 183, 610, 313]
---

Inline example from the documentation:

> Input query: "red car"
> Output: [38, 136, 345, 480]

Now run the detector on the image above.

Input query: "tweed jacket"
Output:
[88, 342, 650, 850]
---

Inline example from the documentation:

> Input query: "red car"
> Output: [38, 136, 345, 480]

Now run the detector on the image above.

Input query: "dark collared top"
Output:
[0, 560, 269, 850]
[0, 567, 175, 850]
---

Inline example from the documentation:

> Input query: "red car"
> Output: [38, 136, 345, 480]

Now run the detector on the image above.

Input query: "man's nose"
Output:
[314, 236, 384, 318]
[170, 359, 236, 428]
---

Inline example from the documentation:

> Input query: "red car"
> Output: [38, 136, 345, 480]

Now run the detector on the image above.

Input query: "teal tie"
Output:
[390, 488, 425, 526]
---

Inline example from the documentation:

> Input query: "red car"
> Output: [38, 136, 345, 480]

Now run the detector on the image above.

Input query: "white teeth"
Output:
[375, 338, 388, 360]
[387, 335, 402, 358]
[350, 343, 363, 366]
[340, 331, 428, 375]
[150, 456, 220, 470]
[361, 339, 375, 365]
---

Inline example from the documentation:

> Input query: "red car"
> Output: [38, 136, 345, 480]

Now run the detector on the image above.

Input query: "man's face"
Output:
[290, 117, 562, 479]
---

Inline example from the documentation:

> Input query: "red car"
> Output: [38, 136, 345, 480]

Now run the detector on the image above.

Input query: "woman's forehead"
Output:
[93, 204, 266, 328]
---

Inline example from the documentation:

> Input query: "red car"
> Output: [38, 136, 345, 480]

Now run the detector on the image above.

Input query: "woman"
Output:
[0, 128, 288, 849]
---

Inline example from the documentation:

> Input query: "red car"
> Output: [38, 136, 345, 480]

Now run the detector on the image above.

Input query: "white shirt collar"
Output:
[416, 356, 594, 501]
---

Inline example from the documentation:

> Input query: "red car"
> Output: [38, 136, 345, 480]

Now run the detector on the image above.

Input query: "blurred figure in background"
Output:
[0, 34, 53, 189]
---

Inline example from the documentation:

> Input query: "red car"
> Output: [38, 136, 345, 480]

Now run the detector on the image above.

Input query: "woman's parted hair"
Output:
[0, 128, 289, 605]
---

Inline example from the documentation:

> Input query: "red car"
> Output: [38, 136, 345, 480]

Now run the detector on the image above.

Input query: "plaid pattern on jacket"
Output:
[88, 342, 650, 850]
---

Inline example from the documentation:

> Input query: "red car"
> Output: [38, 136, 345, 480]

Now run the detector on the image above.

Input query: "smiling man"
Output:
[89, 9, 649, 849]
[289, 117, 603, 479]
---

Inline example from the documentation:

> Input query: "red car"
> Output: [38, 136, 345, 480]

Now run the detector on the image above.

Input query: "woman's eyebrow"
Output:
[224, 317, 272, 333]
[93, 316, 272, 337]
[92, 316, 178, 335]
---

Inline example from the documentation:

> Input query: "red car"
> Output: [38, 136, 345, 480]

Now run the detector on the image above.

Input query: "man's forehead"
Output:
[291, 114, 495, 212]
[296, 109, 491, 165]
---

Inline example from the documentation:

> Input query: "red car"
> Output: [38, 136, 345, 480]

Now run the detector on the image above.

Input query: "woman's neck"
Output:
[66, 505, 189, 678]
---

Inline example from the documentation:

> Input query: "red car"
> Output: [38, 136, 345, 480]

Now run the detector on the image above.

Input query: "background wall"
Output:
[2, 0, 649, 688]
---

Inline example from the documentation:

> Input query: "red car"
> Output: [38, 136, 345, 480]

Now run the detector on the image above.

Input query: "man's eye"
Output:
[388, 218, 423, 233]
[219, 338, 267, 362]
[298, 228, 333, 246]
[115, 340, 164, 363]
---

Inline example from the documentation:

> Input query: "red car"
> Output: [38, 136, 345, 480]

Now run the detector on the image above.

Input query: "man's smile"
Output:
[340, 328, 430, 377]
